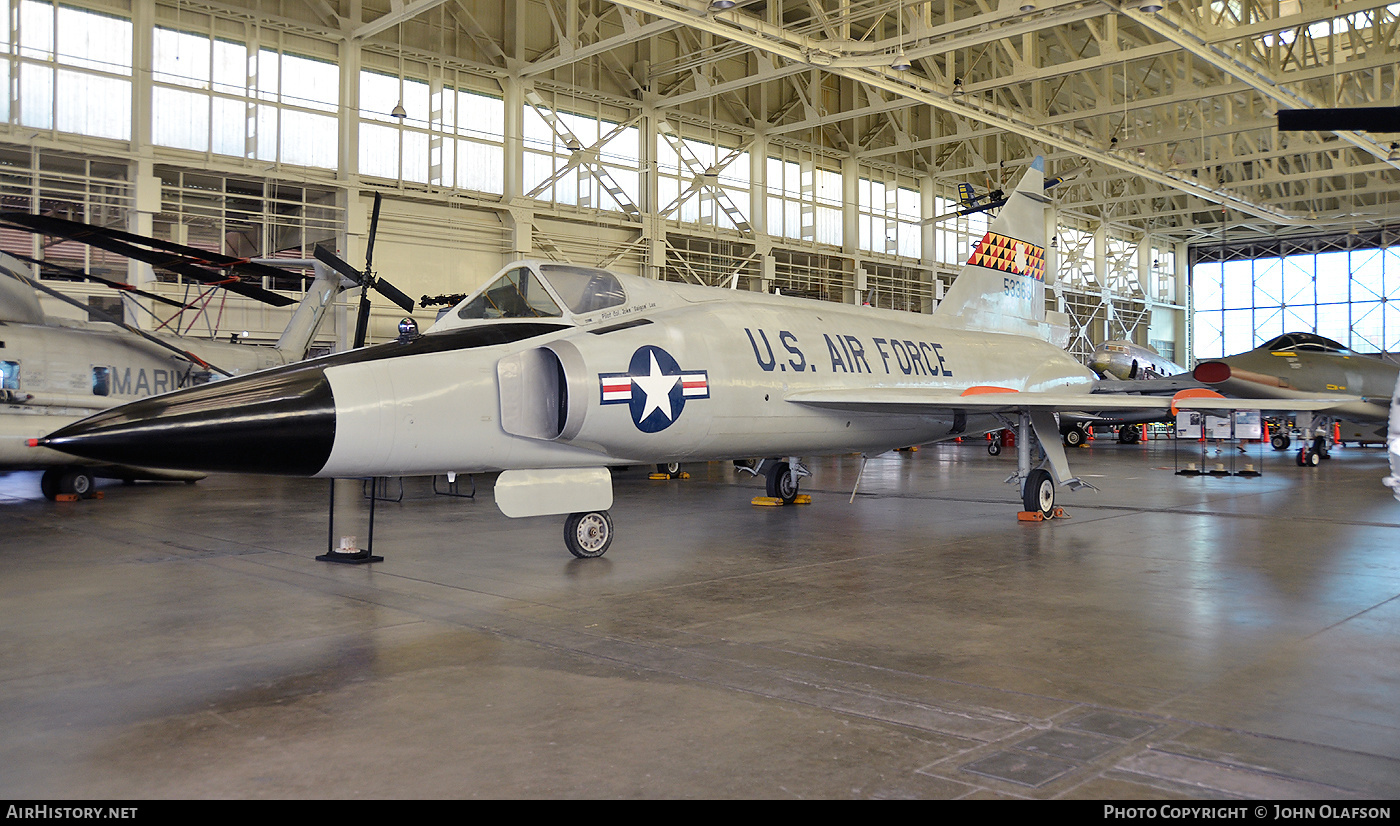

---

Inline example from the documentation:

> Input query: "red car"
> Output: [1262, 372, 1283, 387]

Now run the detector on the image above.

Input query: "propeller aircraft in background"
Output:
[1089, 340, 1185, 382]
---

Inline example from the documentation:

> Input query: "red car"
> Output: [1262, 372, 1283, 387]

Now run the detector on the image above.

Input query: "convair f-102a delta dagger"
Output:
[37, 158, 1348, 557]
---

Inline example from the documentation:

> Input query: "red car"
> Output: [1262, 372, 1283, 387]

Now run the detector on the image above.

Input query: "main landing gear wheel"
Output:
[1118, 427, 1140, 445]
[1022, 468, 1055, 517]
[656, 462, 680, 475]
[1297, 448, 1321, 467]
[1063, 427, 1085, 447]
[987, 441, 1002, 456]
[1271, 434, 1291, 451]
[766, 461, 799, 505]
[564, 511, 613, 559]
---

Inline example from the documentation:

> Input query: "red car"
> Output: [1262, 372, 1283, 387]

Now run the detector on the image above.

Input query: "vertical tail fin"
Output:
[936, 157, 1061, 342]
[274, 262, 342, 362]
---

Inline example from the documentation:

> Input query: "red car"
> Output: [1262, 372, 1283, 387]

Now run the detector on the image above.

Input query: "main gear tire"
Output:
[1022, 468, 1055, 517]
[765, 461, 799, 505]
[564, 511, 613, 558]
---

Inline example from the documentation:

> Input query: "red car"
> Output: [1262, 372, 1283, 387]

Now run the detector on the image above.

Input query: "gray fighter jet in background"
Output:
[1193, 332, 1397, 464]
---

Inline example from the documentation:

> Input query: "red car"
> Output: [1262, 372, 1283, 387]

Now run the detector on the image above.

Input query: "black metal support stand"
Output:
[433, 473, 476, 498]
[363, 476, 403, 502]
[317, 478, 384, 564]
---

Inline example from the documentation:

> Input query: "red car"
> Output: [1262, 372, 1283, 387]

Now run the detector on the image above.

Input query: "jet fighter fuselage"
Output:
[46, 265, 1093, 480]
[1193, 333, 1396, 427]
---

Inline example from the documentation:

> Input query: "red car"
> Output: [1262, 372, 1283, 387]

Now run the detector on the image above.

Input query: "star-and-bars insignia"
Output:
[599, 345, 709, 433]
[969, 232, 1045, 282]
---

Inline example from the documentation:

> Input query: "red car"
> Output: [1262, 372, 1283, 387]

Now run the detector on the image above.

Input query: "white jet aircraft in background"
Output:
[37, 157, 1351, 557]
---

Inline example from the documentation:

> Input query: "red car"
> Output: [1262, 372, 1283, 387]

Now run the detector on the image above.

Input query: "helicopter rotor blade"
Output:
[365, 192, 382, 275]
[313, 244, 414, 315]
[0, 212, 297, 306]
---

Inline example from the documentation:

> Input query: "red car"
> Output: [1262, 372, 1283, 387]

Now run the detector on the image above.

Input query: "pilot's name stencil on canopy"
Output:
[599, 345, 710, 433]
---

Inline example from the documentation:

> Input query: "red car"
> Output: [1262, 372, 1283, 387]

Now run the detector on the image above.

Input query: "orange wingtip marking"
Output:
[961, 385, 1019, 396]
[1170, 387, 1226, 415]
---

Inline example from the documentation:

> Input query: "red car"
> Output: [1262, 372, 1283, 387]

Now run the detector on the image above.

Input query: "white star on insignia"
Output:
[631, 352, 680, 422]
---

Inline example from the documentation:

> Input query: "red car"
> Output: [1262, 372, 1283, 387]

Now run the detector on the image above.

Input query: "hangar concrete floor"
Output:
[1, 438, 1398, 799]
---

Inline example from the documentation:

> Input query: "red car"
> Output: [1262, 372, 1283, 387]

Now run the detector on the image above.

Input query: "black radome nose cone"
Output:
[41, 365, 336, 475]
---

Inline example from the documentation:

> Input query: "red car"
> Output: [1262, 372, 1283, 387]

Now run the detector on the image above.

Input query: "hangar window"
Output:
[858, 168, 920, 259]
[359, 65, 504, 193]
[152, 26, 338, 167]
[523, 98, 639, 213]
[766, 148, 841, 246]
[655, 128, 749, 231]
[1193, 242, 1400, 359]
[9, 1, 132, 140]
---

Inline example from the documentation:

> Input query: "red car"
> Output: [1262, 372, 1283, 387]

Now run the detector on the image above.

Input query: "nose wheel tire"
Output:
[987, 441, 1001, 456]
[60, 469, 94, 497]
[1063, 427, 1084, 447]
[1271, 434, 1291, 450]
[564, 511, 613, 559]
[765, 461, 799, 505]
[1022, 468, 1055, 517]
[40, 469, 61, 501]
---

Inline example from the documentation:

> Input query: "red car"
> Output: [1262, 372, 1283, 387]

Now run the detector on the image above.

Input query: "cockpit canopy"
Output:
[455, 264, 627, 321]
[1261, 332, 1349, 354]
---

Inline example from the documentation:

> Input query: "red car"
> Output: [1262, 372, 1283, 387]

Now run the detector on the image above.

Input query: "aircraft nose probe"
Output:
[38, 364, 339, 476]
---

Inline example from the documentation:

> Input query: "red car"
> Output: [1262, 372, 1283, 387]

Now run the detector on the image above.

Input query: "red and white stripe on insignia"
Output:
[680, 373, 708, 398]
[601, 378, 633, 402]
